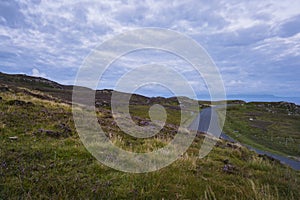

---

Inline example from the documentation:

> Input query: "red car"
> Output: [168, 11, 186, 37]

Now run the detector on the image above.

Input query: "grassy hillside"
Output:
[221, 103, 300, 158]
[0, 73, 300, 199]
[0, 72, 186, 107]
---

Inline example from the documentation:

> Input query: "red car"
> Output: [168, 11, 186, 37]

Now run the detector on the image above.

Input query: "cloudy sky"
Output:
[0, 0, 300, 98]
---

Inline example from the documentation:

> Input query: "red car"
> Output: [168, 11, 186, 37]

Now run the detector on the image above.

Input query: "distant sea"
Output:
[197, 95, 300, 105]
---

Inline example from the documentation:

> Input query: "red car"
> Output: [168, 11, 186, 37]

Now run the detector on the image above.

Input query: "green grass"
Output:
[1, 90, 300, 199]
[221, 104, 300, 157]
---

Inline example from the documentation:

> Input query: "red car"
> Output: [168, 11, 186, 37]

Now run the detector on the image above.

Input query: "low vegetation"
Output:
[222, 103, 300, 158]
[0, 73, 300, 199]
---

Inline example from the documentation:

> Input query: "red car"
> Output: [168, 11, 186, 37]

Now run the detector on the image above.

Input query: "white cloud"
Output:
[0, 0, 300, 97]
[31, 68, 47, 78]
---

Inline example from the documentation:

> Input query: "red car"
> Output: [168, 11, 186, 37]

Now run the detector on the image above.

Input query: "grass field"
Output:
[221, 103, 300, 158]
[1, 88, 300, 199]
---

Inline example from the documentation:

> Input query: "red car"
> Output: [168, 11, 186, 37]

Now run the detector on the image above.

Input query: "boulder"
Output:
[226, 142, 242, 149]
[34, 129, 68, 138]
[6, 100, 34, 106]
[222, 164, 236, 174]
[223, 159, 230, 164]
[0, 86, 9, 92]
[9, 136, 18, 140]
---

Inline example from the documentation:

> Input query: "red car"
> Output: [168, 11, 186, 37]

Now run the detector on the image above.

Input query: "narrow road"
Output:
[189, 107, 222, 137]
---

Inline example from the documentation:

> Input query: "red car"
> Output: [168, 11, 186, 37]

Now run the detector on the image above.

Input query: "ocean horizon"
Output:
[197, 96, 300, 105]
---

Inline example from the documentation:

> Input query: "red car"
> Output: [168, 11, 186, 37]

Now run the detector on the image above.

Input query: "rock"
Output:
[45, 130, 61, 138]
[277, 102, 300, 114]
[226, 142, 242, 149]
[95, 101, 110, 107]
[6, 100, 34, 106]
[56, 123, 72, 135]
[1, 161, 7, 169]
[34, 129, 67, 138]
[223, 164, 236, 174]
[33, 129, 43, 136]
[223, 159, 230, 164]
[27, 101, 34, 106]
[258, 154, 276, 162]
[230, 100, 246, 104]
[6, 100, 27, 106]
[138, 120, 150, 126]
[0, 86, 9, 92]
[9, 136, 18, 140]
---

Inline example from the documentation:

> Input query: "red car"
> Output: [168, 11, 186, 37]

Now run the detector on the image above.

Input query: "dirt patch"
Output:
[250, 120, 273, 131]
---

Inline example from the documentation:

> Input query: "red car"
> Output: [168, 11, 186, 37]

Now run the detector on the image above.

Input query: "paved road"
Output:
[189, 107, 222, 137]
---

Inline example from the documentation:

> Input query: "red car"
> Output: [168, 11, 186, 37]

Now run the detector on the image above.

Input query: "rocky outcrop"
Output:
[278, 101, 300, 114]
[33, 123, 72, 138]
[0, 86, 9, 92]
[6, 100, 34, 107]
[250, 101, 300, 115]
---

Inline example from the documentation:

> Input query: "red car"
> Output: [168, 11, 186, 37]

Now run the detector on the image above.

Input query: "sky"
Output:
[0, 0, 300, 98]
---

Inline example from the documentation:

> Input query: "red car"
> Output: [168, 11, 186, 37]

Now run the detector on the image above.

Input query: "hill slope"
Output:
[0, 72, 300, 199]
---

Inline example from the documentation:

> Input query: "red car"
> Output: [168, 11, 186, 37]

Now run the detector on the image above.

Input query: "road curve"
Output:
[189, 107, 300, 170]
